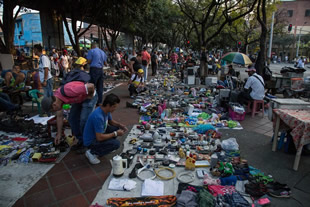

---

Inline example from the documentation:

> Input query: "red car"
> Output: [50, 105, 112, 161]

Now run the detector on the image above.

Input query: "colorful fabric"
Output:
[273, 109, 310, 149]
[107, 195, 177, 207]
[208, 185, 236, 196]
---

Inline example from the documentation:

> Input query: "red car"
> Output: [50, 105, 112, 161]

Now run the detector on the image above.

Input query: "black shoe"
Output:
[75, 147, 87, 154]
[71, 142, 84, 151]
[126, 101, 136, 108]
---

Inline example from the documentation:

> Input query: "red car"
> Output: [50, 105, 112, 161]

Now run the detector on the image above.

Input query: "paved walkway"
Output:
[11, 83, 290, 207]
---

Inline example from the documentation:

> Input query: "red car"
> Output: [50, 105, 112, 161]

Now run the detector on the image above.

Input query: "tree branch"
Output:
[205, 0, 258, 44]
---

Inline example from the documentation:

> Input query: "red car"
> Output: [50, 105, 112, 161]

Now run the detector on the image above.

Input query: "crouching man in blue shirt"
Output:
[83, 93, 128, 164]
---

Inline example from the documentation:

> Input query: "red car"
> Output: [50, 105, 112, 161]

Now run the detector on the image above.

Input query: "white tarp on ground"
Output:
[92, 125, 207, 206]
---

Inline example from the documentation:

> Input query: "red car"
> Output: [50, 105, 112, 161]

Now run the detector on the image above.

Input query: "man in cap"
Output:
[42, 57, 98, 151]
[128, 69, 146, 98]
[238, 66, 265, 105]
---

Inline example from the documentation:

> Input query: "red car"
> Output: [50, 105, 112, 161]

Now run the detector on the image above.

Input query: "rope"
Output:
[154, 167, 176, 180]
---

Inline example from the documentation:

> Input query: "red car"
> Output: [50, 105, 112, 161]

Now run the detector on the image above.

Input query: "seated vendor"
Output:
[227, 64, 236, 76]
[83, 93, 128, 164]
[1, 64, 27, 88]
[238, 66, 265, 105]
[128, 69, 146, 98]
[185, 54, 196, 68]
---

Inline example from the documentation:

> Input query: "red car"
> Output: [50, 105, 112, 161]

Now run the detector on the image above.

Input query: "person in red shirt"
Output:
[41, 57, 98, 152]
[170, 50, 178, 71]
[141, 47, 151, 81]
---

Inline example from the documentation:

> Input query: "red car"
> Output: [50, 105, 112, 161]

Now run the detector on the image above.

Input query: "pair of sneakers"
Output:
[85, 150, 100, 165]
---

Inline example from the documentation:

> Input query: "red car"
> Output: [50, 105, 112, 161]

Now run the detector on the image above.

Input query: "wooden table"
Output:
[272, 109, 310, 171]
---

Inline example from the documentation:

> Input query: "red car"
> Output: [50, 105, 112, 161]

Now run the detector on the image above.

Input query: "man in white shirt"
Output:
[238, 67, 265, 105]
[34, 44, 53, 97]
[297, 57, 305, 69]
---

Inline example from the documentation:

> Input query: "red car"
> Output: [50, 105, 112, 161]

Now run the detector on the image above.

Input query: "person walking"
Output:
[170, 50, 178, 71]
[87, 43, 107, 106]
[141, 47, 151, 81]
[151, 51, 158, 76]
[34, 44, 53, 97]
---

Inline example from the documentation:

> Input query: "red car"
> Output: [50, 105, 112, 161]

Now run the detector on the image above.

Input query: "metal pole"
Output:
[296, 28, 301, 57]
[268, 11, 275, 59]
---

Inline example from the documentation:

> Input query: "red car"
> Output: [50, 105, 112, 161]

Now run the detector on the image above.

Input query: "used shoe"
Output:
[71, 142, 84, 151]
[85, 150, 100, 164]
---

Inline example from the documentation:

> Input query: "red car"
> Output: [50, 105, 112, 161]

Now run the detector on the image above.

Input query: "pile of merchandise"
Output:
[92, 72, 291, 207]
[0, 114, 70, 165]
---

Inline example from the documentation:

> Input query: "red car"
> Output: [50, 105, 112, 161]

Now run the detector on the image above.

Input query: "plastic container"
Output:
[291, 78, 304, 91]
[229, 108, 245, 121]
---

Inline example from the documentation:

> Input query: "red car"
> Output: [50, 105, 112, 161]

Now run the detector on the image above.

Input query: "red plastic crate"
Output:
[229, 108, 245, 121]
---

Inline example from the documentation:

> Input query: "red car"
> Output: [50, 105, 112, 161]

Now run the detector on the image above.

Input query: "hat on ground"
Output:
[41, 96, 53, 113]
[75, 57, 87, 65]
[138, 69, 144, 74]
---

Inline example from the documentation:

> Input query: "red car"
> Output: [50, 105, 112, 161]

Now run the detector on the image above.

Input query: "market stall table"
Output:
[272, 109, 310, 171]
[268, 98, 310, 121]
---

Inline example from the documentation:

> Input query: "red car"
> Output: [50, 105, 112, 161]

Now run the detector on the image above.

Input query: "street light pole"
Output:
[296, 28, 302, 58]
[267, 11, 275, 59]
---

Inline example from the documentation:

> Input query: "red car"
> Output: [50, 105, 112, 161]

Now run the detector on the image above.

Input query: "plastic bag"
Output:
[221, 138, 239, 151]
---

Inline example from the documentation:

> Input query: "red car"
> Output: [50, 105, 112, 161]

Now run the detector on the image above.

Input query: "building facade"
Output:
[277, 0, 310, 35]
[14, 13, 42, 55]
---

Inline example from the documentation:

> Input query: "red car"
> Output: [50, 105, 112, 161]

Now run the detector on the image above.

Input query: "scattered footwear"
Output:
[71, 142, 84, 151]
[267, 182, 291, 198]
[85, 150, 100, 164]
[126, 101, 136, 108]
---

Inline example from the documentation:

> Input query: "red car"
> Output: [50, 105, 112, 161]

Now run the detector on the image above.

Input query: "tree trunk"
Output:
[255, 0, 267, 76]
[1, 0, 20, 54]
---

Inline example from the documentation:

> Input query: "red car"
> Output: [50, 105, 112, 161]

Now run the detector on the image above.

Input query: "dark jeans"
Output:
[151, 63, 157, 75]
[0, 92, 17, 111]
[90, 67, 104, 105]
[89, 125, 120, 157]
[68, 93, 98, 144]
[128, 84, 146, 96]
[238, 91, 253, 105]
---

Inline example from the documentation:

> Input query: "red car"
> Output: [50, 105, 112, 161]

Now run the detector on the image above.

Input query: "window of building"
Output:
[287, 10, 293, 17]
[305, 10, 310, 17]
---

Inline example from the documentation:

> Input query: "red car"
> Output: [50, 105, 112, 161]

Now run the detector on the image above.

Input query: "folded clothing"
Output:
[198, 189, 215, 207]
[220, 175, 237, 186]
[177, 190, 198, 207]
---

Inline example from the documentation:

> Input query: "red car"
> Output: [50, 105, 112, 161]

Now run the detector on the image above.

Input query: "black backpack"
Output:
[263, 66, 272, 81]
[60, 69, 90, 97]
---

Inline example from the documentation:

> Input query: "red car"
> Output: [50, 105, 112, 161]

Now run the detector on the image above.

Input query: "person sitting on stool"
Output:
[128, 69, 146, 98]
[83, 93, 128, 164]
[238, 66, 265, 105]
